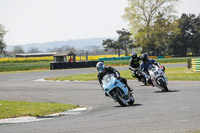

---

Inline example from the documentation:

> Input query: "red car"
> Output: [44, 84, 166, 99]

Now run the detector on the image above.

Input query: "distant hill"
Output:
[6, 38, 116, 52]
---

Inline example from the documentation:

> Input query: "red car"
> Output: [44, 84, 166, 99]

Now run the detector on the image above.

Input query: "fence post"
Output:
[187, 58, 192, 69]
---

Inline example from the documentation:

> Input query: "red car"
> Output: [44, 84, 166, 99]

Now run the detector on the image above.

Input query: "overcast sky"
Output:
[0, 0, 200, 46]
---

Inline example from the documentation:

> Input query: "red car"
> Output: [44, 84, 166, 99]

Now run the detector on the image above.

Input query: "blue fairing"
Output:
[102, 74, 128, 97]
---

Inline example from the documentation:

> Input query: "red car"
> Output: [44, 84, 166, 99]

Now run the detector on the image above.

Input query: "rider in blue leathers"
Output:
[139, 53, 165, 84]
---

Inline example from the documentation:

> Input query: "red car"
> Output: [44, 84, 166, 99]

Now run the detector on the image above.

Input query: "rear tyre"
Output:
[159, 79, 169, 92]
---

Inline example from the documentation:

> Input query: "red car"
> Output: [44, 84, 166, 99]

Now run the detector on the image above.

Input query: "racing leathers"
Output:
[139, 59, 165, 84]
[97, 66, 132, 92]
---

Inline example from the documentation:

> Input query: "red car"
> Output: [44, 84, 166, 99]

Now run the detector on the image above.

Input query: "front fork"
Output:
[117, 87, 130, 101]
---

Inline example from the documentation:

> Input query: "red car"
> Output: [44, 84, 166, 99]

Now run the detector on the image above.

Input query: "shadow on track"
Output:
[154, 90, 180, 93]
[115, 103, 142, 108]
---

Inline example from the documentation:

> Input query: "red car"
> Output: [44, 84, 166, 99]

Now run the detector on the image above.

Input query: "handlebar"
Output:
[129, 67, 138, 71]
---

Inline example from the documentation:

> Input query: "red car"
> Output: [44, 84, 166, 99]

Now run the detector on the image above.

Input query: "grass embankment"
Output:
[45, 67, 200, 81]
[104, 57, 192, 66]
[0, 100, 79, 119]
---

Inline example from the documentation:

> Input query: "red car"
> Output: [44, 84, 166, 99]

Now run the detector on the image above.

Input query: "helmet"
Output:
[140, 53, 148, 62]
[131, 53, 137, 59]
[96, 62, 105, 73]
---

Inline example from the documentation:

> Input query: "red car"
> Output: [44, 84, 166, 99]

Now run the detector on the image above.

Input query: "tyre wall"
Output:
[50, 61, 100, 70]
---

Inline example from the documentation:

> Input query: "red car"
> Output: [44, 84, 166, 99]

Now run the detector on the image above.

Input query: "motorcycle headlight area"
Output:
[102, 78, 111, 84]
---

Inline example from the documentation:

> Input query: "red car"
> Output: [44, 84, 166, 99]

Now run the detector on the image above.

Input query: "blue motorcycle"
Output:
[102, 74, 135, 106]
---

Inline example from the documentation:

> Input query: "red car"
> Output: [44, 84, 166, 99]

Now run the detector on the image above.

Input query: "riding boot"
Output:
[105, 92, 109, 97]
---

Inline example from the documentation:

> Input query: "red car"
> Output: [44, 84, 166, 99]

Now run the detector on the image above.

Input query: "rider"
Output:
[96, 62, 133, 95]
[139, 53, 165, 84]
[129, 52, 140, 69]
[129, 52, 141, 79]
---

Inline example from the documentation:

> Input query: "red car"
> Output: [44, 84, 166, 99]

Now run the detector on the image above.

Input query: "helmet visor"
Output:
[97, 66, 104, 73]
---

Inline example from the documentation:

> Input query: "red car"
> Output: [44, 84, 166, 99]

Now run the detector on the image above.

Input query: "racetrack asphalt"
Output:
[0, 63, 200, 133]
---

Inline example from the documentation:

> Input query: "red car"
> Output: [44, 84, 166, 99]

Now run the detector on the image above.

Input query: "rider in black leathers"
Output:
[129, 53, 140, 69]
[129, 52, 141, 80]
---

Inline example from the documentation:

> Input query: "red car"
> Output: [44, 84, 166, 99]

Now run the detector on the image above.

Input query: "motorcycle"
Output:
[148, 65, 169, 92]
[129, 67, 147, 85]
[102, 74, 135, 106]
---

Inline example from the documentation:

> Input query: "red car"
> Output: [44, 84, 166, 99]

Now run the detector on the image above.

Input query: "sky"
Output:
[0, 0, 200, 46]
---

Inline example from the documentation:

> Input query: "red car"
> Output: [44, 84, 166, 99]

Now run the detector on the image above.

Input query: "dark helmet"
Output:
[131, 53, 137, 59]
[140, 53, 148, 62]
[96, 62, 105, 73]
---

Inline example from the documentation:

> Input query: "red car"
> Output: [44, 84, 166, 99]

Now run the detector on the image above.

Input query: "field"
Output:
[0, 61, 51, 72]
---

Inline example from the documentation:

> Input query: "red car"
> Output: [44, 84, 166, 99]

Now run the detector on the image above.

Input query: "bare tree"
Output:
[28, 47, 40, 53]
[13, 45, 24, 54]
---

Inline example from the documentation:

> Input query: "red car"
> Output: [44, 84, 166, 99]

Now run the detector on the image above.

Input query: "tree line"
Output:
[103, 0, 200, 56]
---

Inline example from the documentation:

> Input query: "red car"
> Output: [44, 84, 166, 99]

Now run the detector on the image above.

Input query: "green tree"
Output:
[102, 39, 122, 56]
[151, 12, 179, 55]
[123, 0, 179, 53]
[102, 29, 133, 56]
[169, 14, 200, 56]
[117, 29, 133, 56]
[0, 24, 7, 54]
[190, 14, 200, 55]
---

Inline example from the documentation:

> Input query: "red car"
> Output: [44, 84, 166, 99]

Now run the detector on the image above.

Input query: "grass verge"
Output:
[0, 61, 51, 72]
[0, 100, 79, 119]
[104, 57, 195, 66]
[45, 67, 200, 81]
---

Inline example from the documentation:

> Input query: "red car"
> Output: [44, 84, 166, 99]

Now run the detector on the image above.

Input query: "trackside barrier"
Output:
[191, 58, 200, 72]
[50, 61, 100, 70]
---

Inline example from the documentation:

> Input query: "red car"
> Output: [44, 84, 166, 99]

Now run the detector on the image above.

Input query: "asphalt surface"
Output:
[0, 63, 200, 133]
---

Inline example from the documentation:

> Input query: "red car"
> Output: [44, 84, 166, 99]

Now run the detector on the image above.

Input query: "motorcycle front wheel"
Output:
[158, 79, 169, 92]
[128, 94, 135, 105]
[114, 88, 127, 106]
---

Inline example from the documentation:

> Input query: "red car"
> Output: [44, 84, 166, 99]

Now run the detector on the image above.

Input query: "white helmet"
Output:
[96, 62, 105, 73]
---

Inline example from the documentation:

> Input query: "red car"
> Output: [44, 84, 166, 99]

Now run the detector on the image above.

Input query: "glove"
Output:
[116, 73, 120, 79]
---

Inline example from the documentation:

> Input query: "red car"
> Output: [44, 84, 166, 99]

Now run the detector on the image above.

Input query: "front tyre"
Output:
[114, 89, 127, 106]
[128, 94, 135, 105]
[159, 79, 169, 92]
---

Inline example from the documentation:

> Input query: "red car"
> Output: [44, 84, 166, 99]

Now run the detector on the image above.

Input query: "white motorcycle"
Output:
[148, 65, 169, 92]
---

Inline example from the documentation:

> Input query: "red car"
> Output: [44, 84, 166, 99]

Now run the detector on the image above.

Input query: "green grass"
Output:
[0, 61, 51, 72]
[0, 100, 79, 119]
[155, 57, 194, 63]
[45, 67, 200, 81]
[165, 67, 200, 81]
[104, 57, 200, 66]
[46, 73, 97, 81]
